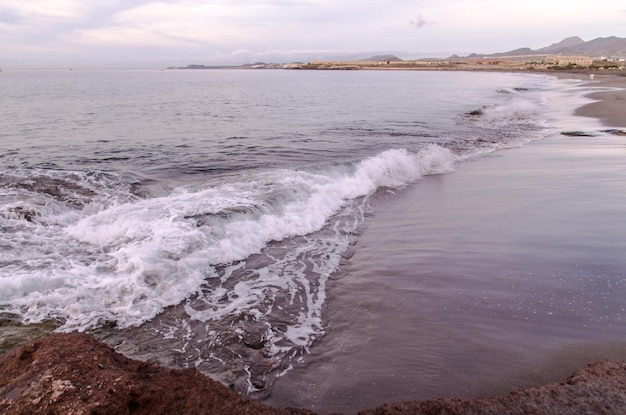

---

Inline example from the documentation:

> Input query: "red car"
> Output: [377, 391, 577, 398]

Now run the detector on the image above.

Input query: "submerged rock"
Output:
[1, 333, 625, 414]
[601, 129, 626, 136]
[0, 317, 58, 356]
[560, 130, 597, 137]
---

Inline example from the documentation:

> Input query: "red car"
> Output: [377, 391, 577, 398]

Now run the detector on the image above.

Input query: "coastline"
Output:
[2, 333, 625, 414]
[552, 72, 626, 128]
[265, 73, 626, 413]
[575, 85, 626, 128]
[2, 69, 626, 414]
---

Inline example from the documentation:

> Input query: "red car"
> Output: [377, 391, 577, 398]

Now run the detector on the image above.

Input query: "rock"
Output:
[601, 129, 626, 136]
[357, 360, 626, 415]
[0, 333, 314, 415]
[1, 333, 625, 414]
[560, 130, 597, 137]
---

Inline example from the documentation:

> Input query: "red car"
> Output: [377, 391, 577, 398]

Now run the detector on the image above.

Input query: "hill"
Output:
[359, 54, 403, 62]
[495, 36, 626, 58]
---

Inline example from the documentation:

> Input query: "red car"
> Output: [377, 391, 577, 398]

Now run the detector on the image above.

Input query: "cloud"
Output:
[409, 14, 429, 29]
[0, 8, 23, 24]
[2, 0, 625, 68]
[3, 0, 86, 21]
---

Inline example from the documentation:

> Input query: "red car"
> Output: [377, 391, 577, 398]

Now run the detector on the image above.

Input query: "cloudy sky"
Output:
[1, 0, 624, 68]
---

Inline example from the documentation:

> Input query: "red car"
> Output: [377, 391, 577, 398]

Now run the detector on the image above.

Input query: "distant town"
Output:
[172, 55, 623, 72]
[170, 35, 626, 72]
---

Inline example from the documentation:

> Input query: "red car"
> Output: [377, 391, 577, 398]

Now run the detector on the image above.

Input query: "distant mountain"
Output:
[359, 54, 403, 62]
[537, 36, 585, 53]
[572, 36, 626, 56]
[490, 47, 533, 57]
[493, 36, 626, 58]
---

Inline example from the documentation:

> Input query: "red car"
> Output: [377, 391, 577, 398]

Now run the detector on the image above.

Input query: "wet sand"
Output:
[567, 73, 626, 127]
[265, 79, 626, 414]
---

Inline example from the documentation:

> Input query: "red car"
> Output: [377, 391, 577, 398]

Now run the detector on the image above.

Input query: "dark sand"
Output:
[266, 77, 626, 414]
[569, 73, 626, 127]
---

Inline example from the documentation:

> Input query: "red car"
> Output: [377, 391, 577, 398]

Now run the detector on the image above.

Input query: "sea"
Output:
[1, 69, 625, 413]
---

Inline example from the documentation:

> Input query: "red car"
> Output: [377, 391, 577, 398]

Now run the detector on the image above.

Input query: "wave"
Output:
[0, 144, 456, 333]
[453, 86, 552, 156]
[0, 76, 556, 396]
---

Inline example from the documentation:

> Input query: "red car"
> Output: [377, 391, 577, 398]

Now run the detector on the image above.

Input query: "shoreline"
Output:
[2, 70, 625, 413]
[266, 136, 626, 413]
[549, 72, 626, 127]
[575, 85, 626, 128]
[2, 333, 625, 414]
[265, 74, 626, 413]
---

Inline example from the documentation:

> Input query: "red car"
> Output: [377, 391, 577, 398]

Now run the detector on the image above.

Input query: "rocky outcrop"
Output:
[360, 360, 626, 414]
[0, 333, 313, 415]
[1, 333, 625, 414]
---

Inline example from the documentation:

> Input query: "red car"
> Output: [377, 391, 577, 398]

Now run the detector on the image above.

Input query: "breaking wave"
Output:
[1, 145, 456, 333]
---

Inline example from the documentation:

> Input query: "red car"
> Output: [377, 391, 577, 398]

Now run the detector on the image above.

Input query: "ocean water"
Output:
[266, 110, 626, 413]
[2, 69, 622, 405]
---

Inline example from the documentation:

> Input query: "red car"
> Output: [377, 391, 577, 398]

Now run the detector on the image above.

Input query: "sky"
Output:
[0, 0, 624, 68]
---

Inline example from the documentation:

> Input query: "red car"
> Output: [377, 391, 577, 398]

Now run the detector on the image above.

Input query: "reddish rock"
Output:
[1, 333, 625, 415]
[358, 360, 626, 415]
[0, 333, 313, 415]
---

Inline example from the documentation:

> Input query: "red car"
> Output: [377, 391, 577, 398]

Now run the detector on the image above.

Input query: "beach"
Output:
[265, 73, 626, 414]
[1, 69, 625, 414]
[550, 72, 626, 128]
[576, 81, 626, 128]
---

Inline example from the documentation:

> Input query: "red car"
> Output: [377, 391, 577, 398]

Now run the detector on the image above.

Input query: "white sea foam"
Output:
[451, 86, 553, 159]
[0, 145, 457, 333]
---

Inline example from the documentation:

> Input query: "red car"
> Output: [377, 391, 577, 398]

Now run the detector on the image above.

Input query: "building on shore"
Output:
[544, 55, 593, 67]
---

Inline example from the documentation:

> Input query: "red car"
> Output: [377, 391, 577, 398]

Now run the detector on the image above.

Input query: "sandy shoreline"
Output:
[575, 87, 626, 128]
[266, 76, 626, 413]
[268, 136, 626, 414]
[555, 72, 626, 127]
